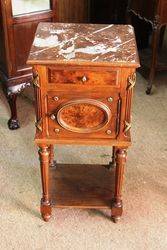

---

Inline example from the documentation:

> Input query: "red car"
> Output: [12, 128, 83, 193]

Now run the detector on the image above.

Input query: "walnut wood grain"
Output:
[50, 164, 115, 208]
[48, 68, 118, 86]
[56, 99, 111, 133]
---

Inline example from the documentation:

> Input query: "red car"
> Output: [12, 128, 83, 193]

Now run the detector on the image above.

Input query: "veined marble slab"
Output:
[28, 22, 140, 67]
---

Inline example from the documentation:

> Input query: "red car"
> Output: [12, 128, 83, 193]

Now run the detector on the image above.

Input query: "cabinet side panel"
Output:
[58, 0, 89, 23]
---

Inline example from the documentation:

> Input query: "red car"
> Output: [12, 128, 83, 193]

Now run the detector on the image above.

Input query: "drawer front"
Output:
[47, 68, 119, 86]
[46, 91, 120, 139]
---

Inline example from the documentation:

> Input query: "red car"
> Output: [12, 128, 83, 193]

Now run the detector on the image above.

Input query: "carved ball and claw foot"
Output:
[146, 84, 153, 95]
[8, 118, 20, 130]
[146, 88, 152, 95]
[7, 94, 20, 130]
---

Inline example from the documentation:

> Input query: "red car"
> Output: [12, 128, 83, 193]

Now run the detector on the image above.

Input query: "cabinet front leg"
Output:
[108, 146, 117, 170]
[7, 94, 20, 130]
[111, 148, 127, 223]
[38, 145, 52, 222]
[49, 145, 56, 167]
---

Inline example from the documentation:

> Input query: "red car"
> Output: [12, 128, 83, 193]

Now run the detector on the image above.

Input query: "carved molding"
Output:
[116, 95, 122, 136]
[124, 73, 135, 137]
[35, 118, 43, 132]
[55, 99, 111, 133]
[32, 73, 40, 88]
[127, 73, 136, 90]
[124, 121, 131, 133]
[127, 9, 161, 30]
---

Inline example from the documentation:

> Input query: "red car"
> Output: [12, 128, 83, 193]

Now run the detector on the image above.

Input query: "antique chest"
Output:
[127, 0, 167, 94]
[27, 22, 140, 222]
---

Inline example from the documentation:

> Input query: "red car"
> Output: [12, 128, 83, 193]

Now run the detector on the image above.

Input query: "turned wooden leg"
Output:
[111, 148, 127, 223]
[146, 26, 160, 95]
[38, 145, 52, 222]
[109, 146, 117, 170]
[7, 93, 20, 130]
[49, 145, 56, 167]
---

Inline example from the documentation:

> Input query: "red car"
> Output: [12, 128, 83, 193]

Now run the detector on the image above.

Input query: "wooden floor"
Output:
[50, 164, 115, 208]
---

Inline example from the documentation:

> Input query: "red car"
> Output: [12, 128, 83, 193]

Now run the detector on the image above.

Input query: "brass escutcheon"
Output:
[108, 97, 113, 102]
[50, 114, 56, 120]
[53, 96, 59, 101]
[81, 75, 87, 83]
[106, 129, 112, 135]
[54, 128, 60, 133]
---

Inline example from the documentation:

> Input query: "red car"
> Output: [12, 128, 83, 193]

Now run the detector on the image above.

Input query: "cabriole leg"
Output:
[7, 93, 20, 130]
[146, 26, 160, 95]
[111, 148, 127, 223]
[38, 145, 52, 222]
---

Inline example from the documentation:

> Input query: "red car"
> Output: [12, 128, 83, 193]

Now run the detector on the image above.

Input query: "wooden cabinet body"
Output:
[127, 0, 167, 94]
[0, 0, 58, 129]
[27, 22, 139, 222]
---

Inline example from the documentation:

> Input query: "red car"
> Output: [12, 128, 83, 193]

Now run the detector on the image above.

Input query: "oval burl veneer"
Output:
[56, 99, 111, 133]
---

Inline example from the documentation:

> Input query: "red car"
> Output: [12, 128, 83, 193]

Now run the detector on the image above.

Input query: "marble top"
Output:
[27, 22, 140, 67]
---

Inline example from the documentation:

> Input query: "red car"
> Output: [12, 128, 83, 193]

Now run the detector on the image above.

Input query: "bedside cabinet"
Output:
[27, 22, 140, 222]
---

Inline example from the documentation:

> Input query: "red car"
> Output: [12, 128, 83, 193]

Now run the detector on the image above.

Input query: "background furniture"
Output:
[0, 0, 58, 129]
[27, 22, 139, 222]
[58, 0, 90, 23]
[127, 0, 167, 94]
[90, 0, 128, 24]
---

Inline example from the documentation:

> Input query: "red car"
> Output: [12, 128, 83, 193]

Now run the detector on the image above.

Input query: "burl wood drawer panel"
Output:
[47, 68, 119, 86]
[46, 91, 120, 139]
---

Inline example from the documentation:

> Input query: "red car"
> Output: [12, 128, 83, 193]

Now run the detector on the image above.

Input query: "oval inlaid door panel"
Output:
[56, 99, 111, 133]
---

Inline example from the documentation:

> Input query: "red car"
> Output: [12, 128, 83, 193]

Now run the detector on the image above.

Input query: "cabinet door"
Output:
[11, 0, 51, 16]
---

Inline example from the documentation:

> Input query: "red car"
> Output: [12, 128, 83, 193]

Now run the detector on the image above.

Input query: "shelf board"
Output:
[49, 164, 115, 208]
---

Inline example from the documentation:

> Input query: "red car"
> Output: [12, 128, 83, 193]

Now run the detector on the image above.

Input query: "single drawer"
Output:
[46, 91, 121, 139]
[47, 68, 119, 86]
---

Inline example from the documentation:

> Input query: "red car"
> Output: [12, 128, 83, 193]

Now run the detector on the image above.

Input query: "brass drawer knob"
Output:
[108, 97, 113, 103]
[50, 114, 56, 120]
[81, 75, 87, 83]
[106, 130, 112, 135]
[54, 128, 60, 133]
[53, 96, 59, 101]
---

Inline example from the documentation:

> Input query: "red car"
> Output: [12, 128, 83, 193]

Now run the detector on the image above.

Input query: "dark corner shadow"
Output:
[87, 208, 111, 220]
[13, 197, 41, 219]
[0, 195, 41, 219]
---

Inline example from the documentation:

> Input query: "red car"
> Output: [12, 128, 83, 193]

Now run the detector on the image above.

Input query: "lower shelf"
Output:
[49, 164, 115, 208]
